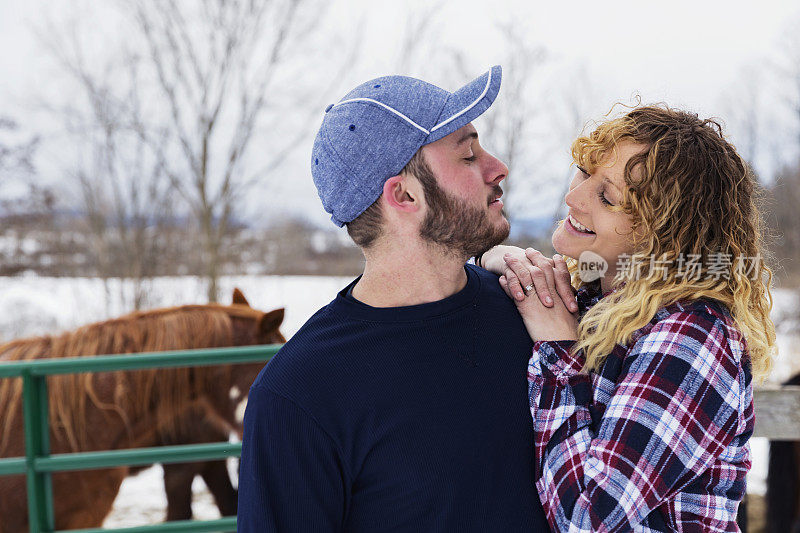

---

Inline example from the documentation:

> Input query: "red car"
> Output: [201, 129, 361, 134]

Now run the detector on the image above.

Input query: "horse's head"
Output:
[230, 288, 286, 346]
[212, 288, 286, 436]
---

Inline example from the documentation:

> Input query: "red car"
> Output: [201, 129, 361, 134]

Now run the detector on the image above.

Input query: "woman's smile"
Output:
[565, 214, 595, 236]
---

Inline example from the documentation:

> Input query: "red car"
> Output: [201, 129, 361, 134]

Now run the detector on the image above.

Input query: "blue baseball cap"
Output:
[311, 65, 502, 227]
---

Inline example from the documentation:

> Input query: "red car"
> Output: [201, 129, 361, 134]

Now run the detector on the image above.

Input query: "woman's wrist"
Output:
[522, 314, 578, 343]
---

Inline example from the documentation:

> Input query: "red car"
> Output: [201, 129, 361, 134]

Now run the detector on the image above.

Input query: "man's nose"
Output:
[484, 153, 508, 184]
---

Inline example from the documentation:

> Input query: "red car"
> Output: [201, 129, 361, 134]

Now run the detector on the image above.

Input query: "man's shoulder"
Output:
[468, 263, 523, 312]
[251, 299, 367, 398]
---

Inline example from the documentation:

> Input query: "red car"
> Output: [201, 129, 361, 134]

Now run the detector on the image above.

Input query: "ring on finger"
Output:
[523, 283, 534, 294]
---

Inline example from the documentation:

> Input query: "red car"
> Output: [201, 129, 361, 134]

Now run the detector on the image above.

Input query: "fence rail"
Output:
[753, 385, 800, 440]
[0, 344, 281, 533]
[2, 345, 798, 531]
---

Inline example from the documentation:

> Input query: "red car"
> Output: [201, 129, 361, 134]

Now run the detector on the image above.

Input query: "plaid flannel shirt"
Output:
[529, 279, 753, 532]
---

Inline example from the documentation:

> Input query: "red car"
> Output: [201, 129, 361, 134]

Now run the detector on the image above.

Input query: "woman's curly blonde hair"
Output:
[564, 104, 777, 381]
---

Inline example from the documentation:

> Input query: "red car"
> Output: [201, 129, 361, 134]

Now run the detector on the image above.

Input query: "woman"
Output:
[479, 105, 776, 531]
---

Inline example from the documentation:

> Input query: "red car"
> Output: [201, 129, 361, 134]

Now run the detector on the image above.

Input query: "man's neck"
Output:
[352, 242, 469, 308]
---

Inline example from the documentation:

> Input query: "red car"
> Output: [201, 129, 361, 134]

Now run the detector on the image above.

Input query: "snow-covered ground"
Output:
[0, 274, 354, 344]
[0, 275, 797, 526]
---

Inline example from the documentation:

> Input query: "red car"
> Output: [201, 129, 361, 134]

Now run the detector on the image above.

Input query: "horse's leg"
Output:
[56, 468, 127, 529]
[201, 459, 238, 516]
[164, 462, 202, 521]
[161, 398, 237, 519]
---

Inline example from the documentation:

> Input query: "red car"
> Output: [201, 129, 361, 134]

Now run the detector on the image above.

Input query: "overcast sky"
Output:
[342, 0, 794, 109]
[2, 0, 799, 227]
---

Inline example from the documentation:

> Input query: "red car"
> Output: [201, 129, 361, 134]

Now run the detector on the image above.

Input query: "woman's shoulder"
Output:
[657, 298, 736, 335]
[654, 297, 727, 322]
[636, 297, 747, 366]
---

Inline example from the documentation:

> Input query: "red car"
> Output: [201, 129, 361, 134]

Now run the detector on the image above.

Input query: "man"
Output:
[238, 66, 548, 531]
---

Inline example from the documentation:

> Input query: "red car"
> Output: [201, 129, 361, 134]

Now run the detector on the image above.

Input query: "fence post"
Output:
[23, 371, 55, 532]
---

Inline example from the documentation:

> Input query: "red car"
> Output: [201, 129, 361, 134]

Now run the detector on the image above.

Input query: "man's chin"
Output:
[472, 221, 510, 258]
[494, 215, 510, 242]
[490, 226, 510, 250]
[499, 214, 510, 234]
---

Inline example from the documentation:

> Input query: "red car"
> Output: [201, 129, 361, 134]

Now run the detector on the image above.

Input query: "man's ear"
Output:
[382, 175, 421, 215]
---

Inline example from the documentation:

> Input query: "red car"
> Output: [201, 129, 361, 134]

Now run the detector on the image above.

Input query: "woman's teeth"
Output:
[569, 215, 595, 234]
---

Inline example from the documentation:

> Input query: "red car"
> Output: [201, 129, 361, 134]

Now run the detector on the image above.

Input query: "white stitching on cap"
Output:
[332, 98, 430, 135]
[429, 68, 493, 133]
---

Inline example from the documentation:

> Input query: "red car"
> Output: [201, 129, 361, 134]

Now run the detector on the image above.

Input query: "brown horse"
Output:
[0, 288, 284, 532]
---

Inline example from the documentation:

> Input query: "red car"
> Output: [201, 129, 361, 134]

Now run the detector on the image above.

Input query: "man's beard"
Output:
[415, 164, 510, 259]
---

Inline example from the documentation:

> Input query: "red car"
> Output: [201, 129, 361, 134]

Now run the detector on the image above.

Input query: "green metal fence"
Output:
[0, 343, 281, 533]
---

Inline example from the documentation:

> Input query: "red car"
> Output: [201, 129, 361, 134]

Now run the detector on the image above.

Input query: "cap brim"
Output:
[423, 65, 502, 145]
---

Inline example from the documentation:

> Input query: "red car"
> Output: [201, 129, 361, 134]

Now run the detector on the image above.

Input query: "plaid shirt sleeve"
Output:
[528, 308, 744, 532]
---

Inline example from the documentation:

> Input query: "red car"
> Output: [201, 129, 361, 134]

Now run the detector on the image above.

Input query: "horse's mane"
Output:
[0, 303, 262, 455]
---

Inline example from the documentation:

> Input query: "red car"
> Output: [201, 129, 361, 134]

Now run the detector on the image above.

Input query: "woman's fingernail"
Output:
[516, 292, 523, 299]
[545, 297, 552, 305]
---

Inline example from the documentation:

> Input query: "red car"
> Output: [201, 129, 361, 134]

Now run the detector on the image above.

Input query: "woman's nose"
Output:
[565, 179, 587, 212]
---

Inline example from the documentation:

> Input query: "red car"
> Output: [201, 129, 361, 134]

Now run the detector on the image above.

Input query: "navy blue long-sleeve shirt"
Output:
[238, 265, 549, 531]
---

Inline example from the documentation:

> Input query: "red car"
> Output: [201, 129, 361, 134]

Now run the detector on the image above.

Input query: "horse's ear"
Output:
[260, 308, 285, 333]
[232, 288, 250, 307]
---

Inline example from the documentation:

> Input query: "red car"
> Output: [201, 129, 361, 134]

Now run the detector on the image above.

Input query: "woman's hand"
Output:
[499, 249, 579, 313]
[478, 245, 525, 274]
[481, 246, 578, 312]
[499, 251, 579, 342]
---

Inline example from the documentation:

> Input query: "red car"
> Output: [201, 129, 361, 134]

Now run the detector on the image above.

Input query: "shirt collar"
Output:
[575, 278, 625, 315]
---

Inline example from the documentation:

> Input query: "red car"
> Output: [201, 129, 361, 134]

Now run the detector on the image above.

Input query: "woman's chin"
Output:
[551, 230, 575, 258]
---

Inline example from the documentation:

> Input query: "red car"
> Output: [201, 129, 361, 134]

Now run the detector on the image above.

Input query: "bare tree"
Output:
[469, 21, 546, 221]
[36, 21, 177, 309]
[126, 0, 335, 302]
[771, 15, 800, 168]
[719, 64, 764, 169]
[766, 165, 800, 284]
[761, 15, 800, 283]
[396, 2, 446, 74]
[37, 0, 348, 302]
[548, 64, 600, 226]
[0, 121, 56, 277]
[0, 117, 38, 178]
